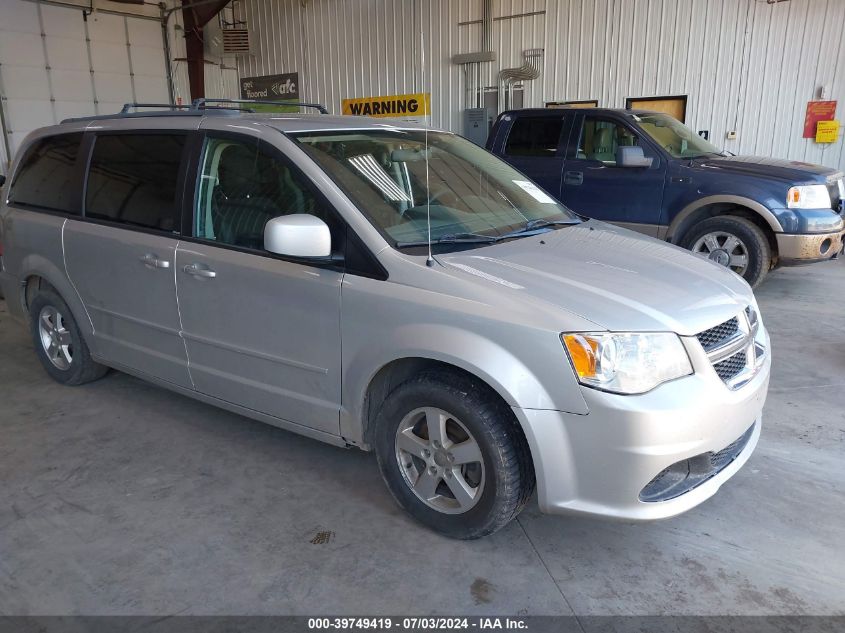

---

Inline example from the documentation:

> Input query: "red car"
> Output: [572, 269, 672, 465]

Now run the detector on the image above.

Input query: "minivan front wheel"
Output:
[29, 290, 108, 385]
[374, 371, 534, 539]
[683, 216, 771, 287]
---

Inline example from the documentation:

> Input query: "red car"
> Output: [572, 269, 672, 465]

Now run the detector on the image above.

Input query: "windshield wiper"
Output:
[502, 218, 581, 238]
[395, 232, 502, 248]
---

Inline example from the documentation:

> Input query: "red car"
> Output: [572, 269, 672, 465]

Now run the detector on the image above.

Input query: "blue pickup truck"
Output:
[487, 108, 845, 286]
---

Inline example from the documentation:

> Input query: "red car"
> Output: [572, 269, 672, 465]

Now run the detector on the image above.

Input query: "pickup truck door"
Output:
[495, 112, 571, 200]
[559, 113, 666, 236]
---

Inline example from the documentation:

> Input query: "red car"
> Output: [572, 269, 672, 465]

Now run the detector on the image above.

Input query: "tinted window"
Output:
[85, 134, 185, 231]
[8, 133, 83, 213]
[505, 116, 563, 157]
[195, 136, 333, 251]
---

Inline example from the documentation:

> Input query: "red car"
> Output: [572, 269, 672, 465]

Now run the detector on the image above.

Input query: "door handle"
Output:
[564, 171, 584, 186]
[139, 253, 171, 269]
[183, 263, 217, 279]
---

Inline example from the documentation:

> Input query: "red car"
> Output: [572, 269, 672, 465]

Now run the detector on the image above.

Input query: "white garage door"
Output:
[0, 0, 170, 171]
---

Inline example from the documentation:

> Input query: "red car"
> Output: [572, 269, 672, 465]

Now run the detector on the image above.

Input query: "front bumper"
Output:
[776, 229, 844, 265]
[515, 331, 770, 521]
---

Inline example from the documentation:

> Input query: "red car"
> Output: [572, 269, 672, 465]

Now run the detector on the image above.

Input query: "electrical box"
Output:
[463, 108, 492, 146]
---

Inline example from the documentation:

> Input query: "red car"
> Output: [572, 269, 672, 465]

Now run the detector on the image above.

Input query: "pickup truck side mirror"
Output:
[264, 214, 331, 258]
[617, 146, 654, 168]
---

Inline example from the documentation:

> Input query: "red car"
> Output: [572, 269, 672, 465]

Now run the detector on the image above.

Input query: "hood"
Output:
[437, 222, 754, 336]
[695, 155, 841, 183]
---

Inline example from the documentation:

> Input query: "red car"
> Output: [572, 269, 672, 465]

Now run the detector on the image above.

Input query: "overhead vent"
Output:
[206, 1, 252, 58]
[222, 28, 251, 55]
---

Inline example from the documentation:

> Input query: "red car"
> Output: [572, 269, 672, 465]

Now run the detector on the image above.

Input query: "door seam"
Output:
[173, 240, 196, 389]
[61, 218, 96, 333]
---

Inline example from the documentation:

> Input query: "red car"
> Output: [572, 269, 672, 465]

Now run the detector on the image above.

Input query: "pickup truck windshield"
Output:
[634, 113, 723, 159]
[292, 130, 578, 248]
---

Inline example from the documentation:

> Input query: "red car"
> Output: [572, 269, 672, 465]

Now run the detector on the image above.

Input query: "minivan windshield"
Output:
[292, 130, 579, 248]
[633, 113, 723, 159]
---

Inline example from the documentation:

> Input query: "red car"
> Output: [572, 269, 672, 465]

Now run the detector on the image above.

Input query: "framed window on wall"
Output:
[625, 95, 688, 122]
[546, 100, 599, 109]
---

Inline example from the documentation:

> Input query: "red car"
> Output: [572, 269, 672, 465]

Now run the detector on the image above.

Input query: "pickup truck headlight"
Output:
[561, 332, 693, 395]
[787, 184, 831, 209]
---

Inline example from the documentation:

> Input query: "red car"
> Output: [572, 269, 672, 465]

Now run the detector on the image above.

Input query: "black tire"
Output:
[28, 289, 108, 385]
[373, 370, 535, 539]
[681, 215, 772, 288]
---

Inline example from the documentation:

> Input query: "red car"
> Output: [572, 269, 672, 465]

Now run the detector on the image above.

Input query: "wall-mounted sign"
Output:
[816, 120, 840, 144]
[240, 73, 300, 101]
[803, 100, 836, 138]
[342, 92, 430, 118]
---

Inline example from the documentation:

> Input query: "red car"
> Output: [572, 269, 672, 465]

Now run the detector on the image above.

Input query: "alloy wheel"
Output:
[394, 407, 485, 514]
[692, 231, 750, 276]
[38, 305, 73, 370]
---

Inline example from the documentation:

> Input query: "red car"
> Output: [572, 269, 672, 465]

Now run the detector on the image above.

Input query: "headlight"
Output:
[787, 184, 831, 209]
[561, 332, 693, 395]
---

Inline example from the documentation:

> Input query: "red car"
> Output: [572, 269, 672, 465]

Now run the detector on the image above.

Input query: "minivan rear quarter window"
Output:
[505, 116, 564, 157]
[8, 133, 83, 214]
[85, 134, 185, 232]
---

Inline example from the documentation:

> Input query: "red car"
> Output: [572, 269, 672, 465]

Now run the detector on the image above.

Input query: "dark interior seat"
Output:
[212, 145, 281, 248]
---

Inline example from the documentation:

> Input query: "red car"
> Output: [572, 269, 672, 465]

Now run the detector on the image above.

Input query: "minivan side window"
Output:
[194, 136, 331, 251]
[504, 116, 564, 157]
[574, 117, 641, 165]
[8, 133, 83, 214]
[85, 134, 185, 232]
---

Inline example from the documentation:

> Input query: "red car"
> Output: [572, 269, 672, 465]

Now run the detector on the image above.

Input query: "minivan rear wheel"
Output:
[374, 371, 534, 539]
[29, 290, 108, 385]
[682, 215, 771, 287]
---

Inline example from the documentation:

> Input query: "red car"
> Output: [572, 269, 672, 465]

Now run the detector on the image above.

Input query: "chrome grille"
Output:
[714, 352, 747, 381]
[696, 307, 765, 390]
[696, 317, 739, 351]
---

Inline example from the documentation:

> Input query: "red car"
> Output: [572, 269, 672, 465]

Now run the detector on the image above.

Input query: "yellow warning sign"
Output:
[342, 92, 431, 118]
[816, 120, 840, 144]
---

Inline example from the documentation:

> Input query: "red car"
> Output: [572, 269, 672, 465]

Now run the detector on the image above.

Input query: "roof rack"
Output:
[60, 98, 329, 124]
[191, 98, 329, 114]
[120, 103, 192, 113]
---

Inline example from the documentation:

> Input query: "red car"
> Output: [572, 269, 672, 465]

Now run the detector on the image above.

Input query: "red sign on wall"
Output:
[803, 101, 837, 138]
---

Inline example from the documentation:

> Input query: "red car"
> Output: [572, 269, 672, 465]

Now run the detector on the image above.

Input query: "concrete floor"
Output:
[0, 260, 844, 616]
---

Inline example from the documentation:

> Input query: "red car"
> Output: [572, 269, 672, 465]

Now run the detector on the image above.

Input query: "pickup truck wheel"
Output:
[29, 290, 108, 385]
[683, 216, 771, 287]
[373, 371, 535, 539]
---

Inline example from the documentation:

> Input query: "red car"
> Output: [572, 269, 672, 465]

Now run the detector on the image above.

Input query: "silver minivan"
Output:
[0, 104, 770, 538]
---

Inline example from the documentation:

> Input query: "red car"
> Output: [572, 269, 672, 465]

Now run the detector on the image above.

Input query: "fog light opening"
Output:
[819, 238, 832, 255]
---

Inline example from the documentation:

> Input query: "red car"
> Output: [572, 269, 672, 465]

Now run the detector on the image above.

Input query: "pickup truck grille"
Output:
[696, 307, 764, 389]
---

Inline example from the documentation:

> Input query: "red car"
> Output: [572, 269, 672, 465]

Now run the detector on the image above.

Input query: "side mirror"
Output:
[264, 214, 331, 258]
[0, 174, 6, 188]
[617, 146, 654, 168]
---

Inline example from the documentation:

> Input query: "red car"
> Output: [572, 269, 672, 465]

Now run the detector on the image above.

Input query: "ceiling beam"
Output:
[181, 0, 231, 100]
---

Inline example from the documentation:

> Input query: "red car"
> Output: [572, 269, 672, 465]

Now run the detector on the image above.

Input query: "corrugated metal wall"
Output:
[236, 0, 547, 131]
[236, 0, 845, 171]
[543, 0, 845, 170]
